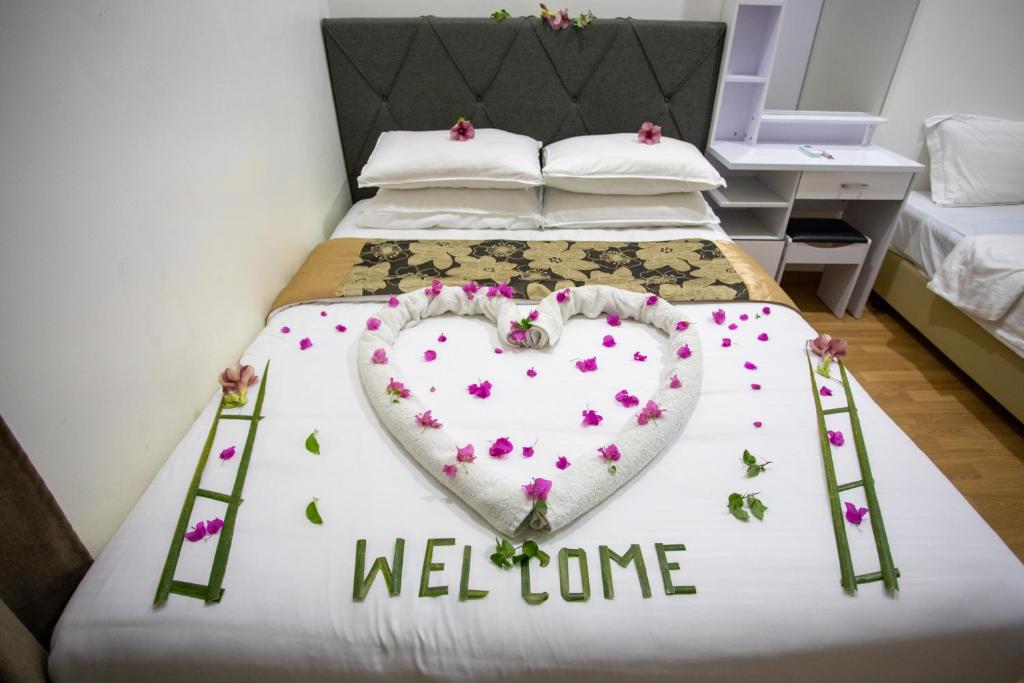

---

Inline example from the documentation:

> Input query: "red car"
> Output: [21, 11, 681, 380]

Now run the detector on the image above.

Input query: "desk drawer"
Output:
[796, 171, 912, 200]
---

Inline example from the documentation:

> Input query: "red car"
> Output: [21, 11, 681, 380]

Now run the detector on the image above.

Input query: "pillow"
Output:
[357, 129, 543, 190]
[355, 188, 542, 230]
[542, 133, 726, 195]
[925, 114, 1024, 206]
[541, 188, 720, 229]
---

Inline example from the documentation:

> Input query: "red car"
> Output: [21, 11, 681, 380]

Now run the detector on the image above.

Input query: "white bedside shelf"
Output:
[715, 208, 780, 240]
[708, 141, 924, 173]
[708, 177, 790, 208]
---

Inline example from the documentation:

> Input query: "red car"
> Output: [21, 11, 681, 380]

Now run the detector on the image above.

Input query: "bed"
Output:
[48, 17, 1024, 682]
[877, 190, 1024, 422]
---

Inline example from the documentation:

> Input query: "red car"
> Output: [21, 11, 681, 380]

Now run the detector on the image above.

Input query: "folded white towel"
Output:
[358, 284, 702, 536]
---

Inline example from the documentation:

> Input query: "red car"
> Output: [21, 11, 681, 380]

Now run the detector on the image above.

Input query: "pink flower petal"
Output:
[425, 280, 443, 297]
[494, 347, 503, 355]
[602, 335, 616, 348]
[819, 386, 833, 397]
[633, 351, 647, 362]
[299, 337, 313, 350]
[722, 338, 732, 347]
[424, 349, 437, 362]
[219, 446, 236, 461]
[526, 367, 537, 377]
[438, 333, 447, 343]
[744, 361, 757, 370]
[753, 421, 763, 428]
[206, 517, 224, 535]
[388, 296, 400, 308]
[762, 306, 772, 315]
[712, 309, 726, 325]
[370, 348, 388, 364]
[467, 380, 493, 399]
[757, 333, 769, 342]
[606, 314, 621, 327]
[844, 501, 869, 526]
[740, 314, 749, 321]
[366, 317, 381, 331]
[728, 323, 738, 330]
[185, 521, 207, 543]
[646, 295, 658, 306]
[522, 477, 552, 501]
[677, 344, 692, 359]
[751, 383, 761, 391]
[335, 324, 347, 333]
[575, 357, 598, 372]
[522, 446, 535, 458]
[598, 444, 621, 462]
[581, 409, 604, 426]
[462, 282, 480, 299]
[415, 410, 442, 429]
[615, 389, 640, 408]
[442, 464, 458, 478]
[556, 456, 571, 470]
[280, 326, 290, 334]
[320, 311, 327, 317]
[669, 374, 682, 389]
[556, 288, 571, 303]
[676, 321, 689, 331]
[456, 444, 476, 463]
[827, 430, 845, 447]
[490, 437, 513, 458]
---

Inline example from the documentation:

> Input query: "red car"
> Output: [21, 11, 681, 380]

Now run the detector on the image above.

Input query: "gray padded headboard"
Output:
[322, 16, 726, 202]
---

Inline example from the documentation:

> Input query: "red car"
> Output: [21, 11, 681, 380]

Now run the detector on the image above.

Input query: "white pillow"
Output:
[357, 129, 543, 190]
[925, 114, 1024, 206]
[541, 188, 720, 229]
[542, 133, 726, 195]
[355, 188, 542, 230]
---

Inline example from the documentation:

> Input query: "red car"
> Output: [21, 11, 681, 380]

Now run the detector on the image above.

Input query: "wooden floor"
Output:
[783, 275, 1024, 562]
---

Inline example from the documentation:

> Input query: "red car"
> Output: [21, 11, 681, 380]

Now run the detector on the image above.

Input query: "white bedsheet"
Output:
[891, 191, 1024, 357]
[50, 227, 1024, 682]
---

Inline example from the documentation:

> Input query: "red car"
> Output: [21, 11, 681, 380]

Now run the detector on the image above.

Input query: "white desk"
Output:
[705, 141, 924, 318]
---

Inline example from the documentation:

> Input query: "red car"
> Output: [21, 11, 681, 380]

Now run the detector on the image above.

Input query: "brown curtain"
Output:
[0, 414, 92, 673]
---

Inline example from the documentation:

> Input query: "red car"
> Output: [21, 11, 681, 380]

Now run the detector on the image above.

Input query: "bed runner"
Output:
[808, 358, 899, 593]
[154, 361, 269, 605]
[269, 238, 794, 316]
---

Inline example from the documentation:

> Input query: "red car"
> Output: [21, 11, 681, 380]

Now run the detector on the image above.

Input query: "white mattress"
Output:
[891, 191, 1024, 279]
[50, 223, 1024, 682]
[891, 191, 1024, 357]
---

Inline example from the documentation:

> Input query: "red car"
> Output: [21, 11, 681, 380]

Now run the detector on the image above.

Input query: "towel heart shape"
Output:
[358, 285, 702, 536]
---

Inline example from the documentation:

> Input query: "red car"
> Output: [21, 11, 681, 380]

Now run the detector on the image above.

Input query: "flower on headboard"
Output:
[491, 9, 511, 22]
[573, 10, 595, 29]
[450, 117, 475, 141]
[540, 4, 570, 30]
[638, 121, 662, 145]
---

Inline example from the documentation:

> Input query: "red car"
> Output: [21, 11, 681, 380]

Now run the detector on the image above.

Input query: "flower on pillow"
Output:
[449, 117, 475, 141]
[637, 121, 662, 145]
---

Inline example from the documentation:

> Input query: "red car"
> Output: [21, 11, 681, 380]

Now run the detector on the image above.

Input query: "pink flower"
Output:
[494, 347, 503, 354]
[540, 4, 570, 30]
[762, 306, 772, 315]
[669, 374, 682, 389]
[581, 409, 604, 426]
[489, 437, 513, 458]
[712, 309, 726, 325]
[677, 344, 692, 359]
[509, 328, 527, 344]
[615, 389, 640, 408]
[462, 281, 480, 300]
[637, 120, 662, 145]
[757, 333, 769, 342]
[438, 333, 447, 343]
[415, 410, 442, 429]
[753, 421, 763, 428]
[598, 444, 621, 462]
[636, 400, 664, 426]
[575, 357, 598, 372]
[556, 288, 572, 303]
[606, 314, 621, 327]
[633, 351, 647, 362]
[430, 386, 436, 393]
[425, 279, 443, 297]
[386, 378, 411, 402]
[424, 349, 437, 362]
[602, 335, 616, 348]
[722, 338, 732, 347]
[206, 517, 224, 535]
[744, 361, 757, 370]
[388, 296, 400, 308]
[320, 310, 327, 317]
[844, 502, 868, 526]
[498, 283, 516, 298]
[449, 117, 475, 141]
[457, 444, 476, 463]
[522, 446, 535, 458]
[367, 317, 381, 331]
[335, 324, 347, 333]
[299, 337, 313, 350]
[523, 477, 552, 501]
[728, 323, 738, 330]
[219, 446, 236, 461]
[219, 362, 259, 407]
[528, 309, 539, 321]
[526, 367, 537, 377]
[751, 383, 761, 391]
[280, 326, 290, 334]
[443, 464, 458, 478]
[676, 321, 689, 331]
[646, 295, 658, 306]
[820, 386, 833, 397]
[827, 430, 845, 447]
[740, 314, 749, 321]
[370, 348, 388, 364]
[556, 456, 571, 470]
[468, 380, 493, 399]
[185, 521, 207, 542]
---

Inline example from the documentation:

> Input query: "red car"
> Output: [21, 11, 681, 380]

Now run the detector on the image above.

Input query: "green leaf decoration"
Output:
[305, 497, 323, 525]
[522, 539, 539, 558]
[536, 549, 551, 567]
[742, 450, 756, 465]
[305, 429, 320, 455]
[747, 495, 768, 521]
[746, 464, 763, 478]
[730, 506, 750, 521]
[533, 499, 548, 514]
[608, 464, 618, 475]
[727, 493, 749, 521]
[491, 8, 510, 21]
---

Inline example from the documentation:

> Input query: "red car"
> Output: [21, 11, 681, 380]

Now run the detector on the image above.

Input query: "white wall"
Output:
[0, 0, 347, 554]
[874, 0, 1024, 188]
[763, 0, 821, 110]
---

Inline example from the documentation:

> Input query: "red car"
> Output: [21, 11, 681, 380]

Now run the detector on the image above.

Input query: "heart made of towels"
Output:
[358, 285, 702, 536]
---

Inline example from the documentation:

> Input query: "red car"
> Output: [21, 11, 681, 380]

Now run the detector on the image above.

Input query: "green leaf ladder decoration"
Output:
[154, 360, 270, 605]
[808, 357, 900, 593]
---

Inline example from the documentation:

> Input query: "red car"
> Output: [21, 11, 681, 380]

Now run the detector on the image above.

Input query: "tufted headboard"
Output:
[321, 16, 726, 203]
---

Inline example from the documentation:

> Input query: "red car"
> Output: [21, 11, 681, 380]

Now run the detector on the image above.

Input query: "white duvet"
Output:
[49, 227, 1024, 682]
